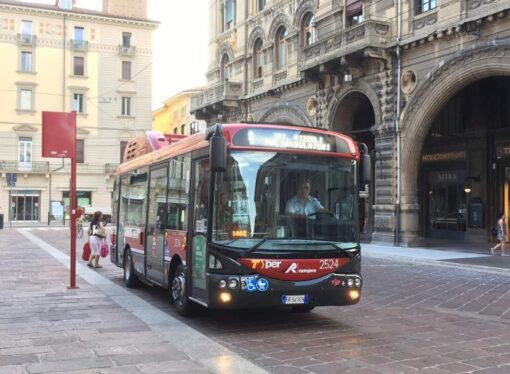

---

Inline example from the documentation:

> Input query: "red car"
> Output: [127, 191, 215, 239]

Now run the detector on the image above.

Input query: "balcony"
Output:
[299, 19, 391, 73]
[0, 161, 49, 174]
[118, 45, 136, 57]
[71, 39, 88, 52]
[190, 80, 242, 115]
[17, 33, 36, 47]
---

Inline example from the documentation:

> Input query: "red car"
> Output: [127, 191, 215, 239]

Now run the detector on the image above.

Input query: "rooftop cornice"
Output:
[0, 2, 159, 29]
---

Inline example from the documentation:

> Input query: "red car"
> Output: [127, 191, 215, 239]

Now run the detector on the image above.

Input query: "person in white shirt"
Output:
[285, 180, 326, 219]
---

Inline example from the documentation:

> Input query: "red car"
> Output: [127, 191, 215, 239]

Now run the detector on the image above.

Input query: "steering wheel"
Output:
[307, 211, 336, 219]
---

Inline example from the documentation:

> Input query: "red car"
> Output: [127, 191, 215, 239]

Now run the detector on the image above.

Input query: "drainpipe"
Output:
[395, 0, 402, 246]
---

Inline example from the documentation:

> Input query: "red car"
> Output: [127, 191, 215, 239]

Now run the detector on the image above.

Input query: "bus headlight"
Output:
[355, 278, 361, 287]
[349, 290, 360, 301]
[347, 278, 354, 287]
[219, 292, 232, 303]
[228, 279, 238, 289]
[219, 280, 227, 288]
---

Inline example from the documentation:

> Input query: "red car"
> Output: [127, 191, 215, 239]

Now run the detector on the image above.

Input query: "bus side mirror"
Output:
[210, 125, 226, 172]
[359, 143, 371, 187]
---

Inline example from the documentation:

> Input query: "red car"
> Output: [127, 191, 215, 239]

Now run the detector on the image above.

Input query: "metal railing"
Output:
[0, 160, 49, 173]
[17, 33, 36, 47]
[70, 39, 88, 51]
[118, 45, 136, 57]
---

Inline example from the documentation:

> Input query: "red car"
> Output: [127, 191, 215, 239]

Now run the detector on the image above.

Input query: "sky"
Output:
[22, 0, 210, 109]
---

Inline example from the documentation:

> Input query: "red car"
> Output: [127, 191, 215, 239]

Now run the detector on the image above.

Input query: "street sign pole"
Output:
[69, 155, 77, 289]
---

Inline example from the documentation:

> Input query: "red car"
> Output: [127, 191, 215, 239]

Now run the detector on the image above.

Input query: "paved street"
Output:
[3, 227, 510, 373]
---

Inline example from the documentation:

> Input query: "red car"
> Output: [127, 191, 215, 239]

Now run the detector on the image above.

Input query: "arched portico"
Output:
[259, 102, 312, 126]
[400, 43, 510, 245]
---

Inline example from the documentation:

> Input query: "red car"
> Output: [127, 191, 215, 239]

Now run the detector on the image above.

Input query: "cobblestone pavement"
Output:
[16, 227, 510, 373]
[0, 228, 267, 374]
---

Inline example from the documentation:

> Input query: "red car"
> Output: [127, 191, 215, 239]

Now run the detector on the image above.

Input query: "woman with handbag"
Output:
[87, 211, 106, 268]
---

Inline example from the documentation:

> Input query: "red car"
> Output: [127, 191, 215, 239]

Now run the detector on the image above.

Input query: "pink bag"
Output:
[100, 242, 109, 258]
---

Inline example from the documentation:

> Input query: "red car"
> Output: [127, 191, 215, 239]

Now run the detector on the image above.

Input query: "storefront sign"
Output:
[421, 151, 466, 163]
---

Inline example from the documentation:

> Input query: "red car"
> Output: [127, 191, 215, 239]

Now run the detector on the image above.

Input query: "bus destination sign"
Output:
[232, 128, 340, 152]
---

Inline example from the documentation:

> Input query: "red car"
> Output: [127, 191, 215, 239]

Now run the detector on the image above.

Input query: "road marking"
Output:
[18, 229, 269, 374]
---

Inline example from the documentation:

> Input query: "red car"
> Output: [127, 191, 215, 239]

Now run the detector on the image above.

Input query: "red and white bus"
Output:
[110, 123, 371, 315]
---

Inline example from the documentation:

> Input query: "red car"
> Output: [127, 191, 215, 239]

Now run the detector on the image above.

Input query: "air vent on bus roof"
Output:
[123, 131, 170, 162]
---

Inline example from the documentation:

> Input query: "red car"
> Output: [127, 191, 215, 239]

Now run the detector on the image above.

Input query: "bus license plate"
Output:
[282, 295, 308, 305]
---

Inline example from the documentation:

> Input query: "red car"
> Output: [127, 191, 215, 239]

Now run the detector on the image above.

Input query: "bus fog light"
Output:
[347, 278, 354, 287]
[219, 292, 232, 303]
[349, 290, 360, 301]
[228, 279, 238, 289]
[355, 278, 361, 287]
[219, 280, 227, 288]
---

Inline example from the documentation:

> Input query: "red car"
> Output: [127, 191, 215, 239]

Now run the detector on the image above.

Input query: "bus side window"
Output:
[167, 156, 190, 232]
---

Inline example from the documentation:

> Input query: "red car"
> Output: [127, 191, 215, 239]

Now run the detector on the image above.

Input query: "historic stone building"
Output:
[191, 0, 510, 246]
[0, 0, 157, 224]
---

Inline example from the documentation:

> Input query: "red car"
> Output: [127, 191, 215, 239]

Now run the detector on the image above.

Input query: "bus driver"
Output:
[285, 180, 327, 219]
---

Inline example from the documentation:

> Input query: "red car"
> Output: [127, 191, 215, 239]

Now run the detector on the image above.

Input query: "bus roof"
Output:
[115, 123, 359, 176]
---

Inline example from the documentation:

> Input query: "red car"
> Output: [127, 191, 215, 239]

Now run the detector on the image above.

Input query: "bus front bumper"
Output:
[206, 272, 362, 309]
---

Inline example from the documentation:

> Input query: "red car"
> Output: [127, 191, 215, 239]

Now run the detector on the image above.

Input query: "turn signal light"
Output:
[219, 292, 232, 303]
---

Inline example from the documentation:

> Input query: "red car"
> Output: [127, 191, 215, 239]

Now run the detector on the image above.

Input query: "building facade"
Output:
[153, 89, 206, 136]
[0, 0, 157, 224]
[192, 0, 510, 246]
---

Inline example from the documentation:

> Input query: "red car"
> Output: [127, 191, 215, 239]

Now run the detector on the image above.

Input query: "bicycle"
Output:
[76, 220, 83, 239]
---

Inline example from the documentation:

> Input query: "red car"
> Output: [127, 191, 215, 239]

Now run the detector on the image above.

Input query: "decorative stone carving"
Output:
[467, 0, 495, 10]
[260, 102, 313, 127]
[401, 70, 417, 95]
[248, 26, 265, 51]
[268, 13, 290, 40]
[306, 96, 317, 117]
[413, 13, 437, 30]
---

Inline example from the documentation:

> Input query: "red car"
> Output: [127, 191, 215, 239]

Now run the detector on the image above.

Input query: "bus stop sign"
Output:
[6, 173, 17, 187]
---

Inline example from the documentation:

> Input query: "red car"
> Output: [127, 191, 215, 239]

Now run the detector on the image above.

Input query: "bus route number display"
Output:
[233, 128, 338, 152]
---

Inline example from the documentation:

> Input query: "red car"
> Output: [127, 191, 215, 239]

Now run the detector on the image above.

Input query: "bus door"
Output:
[189, 158, 209, 303]
[146, 164, 168, 284]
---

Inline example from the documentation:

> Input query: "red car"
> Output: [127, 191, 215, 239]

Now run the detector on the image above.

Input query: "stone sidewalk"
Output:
[0, 229, 268, 374]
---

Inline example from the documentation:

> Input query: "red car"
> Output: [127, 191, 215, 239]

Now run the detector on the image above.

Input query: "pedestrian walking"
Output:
[491, 212, 508, 256]
[87, 211, 106, 268]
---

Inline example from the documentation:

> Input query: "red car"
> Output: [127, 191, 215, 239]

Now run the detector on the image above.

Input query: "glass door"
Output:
[146, 165, 168, 284]
[190, 158, 210, 302]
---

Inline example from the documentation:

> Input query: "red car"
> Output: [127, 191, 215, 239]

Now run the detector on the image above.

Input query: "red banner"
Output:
[238, 258, 350, 281]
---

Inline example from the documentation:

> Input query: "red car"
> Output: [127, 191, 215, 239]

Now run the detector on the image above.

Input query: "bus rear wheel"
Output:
[171, 263, 192, 316]
[123, 249, 138, 288]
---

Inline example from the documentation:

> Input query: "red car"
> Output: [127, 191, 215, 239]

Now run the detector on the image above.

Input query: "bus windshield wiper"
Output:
[242, 239, 268, 255]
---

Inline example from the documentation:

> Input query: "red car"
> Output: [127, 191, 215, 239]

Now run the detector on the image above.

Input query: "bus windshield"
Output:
[212, 151, 358, 251]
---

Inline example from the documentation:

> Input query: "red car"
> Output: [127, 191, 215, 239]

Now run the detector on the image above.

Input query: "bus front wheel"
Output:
[123, 249, 138, 288]
[171, 263, 192, 316]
